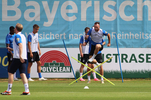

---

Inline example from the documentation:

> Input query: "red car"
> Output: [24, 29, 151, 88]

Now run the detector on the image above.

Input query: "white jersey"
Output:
[80, 35, 89, 54]
[27, 32, 39, 52]
[88, 28, 108, 45]
[13, 32, 27, 59]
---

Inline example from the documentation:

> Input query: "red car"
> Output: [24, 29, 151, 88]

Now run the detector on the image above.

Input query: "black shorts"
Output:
[28, 52, 40, 62]
[9, 59, 27, 74]
[7, 53, 13, 62]
[87, 53, 103, 63]
[80, 54, 89, 64]
[89, 44, 103, 56]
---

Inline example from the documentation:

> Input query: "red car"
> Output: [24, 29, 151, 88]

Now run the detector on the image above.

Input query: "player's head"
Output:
[15, 23, 23, 33]
[33, 24, 39, 34]
[84, 27, 90, 34]
[9, 26, 15, 34]
[94, 22, 100, 32]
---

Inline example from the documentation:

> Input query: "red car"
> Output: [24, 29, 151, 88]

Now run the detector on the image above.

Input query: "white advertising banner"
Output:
[30, 48, 151, 78]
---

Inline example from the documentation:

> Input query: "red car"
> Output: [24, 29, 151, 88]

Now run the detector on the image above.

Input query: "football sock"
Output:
[93, 72, 96, 79]
[7, 83, 12, 92]
[88, 76, 90, 81]
[101, 76, 104, 81]
[27, 73, 30, 79]
[80, 73, 82, 78]
[38, 73, 42, 78]
[24, 83, 29, 92]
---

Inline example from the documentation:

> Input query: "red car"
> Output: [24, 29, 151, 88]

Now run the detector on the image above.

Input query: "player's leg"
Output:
[95, 53, 104, 84]
[27, 62, 34, 81]
[79, 54, 88, 81]
[35, 52, 47, 81]
[89, 45, 100, 62]
[87, 63, 92, 83]
[79, 64, 85, 81]
[19, 60, 30, 95]
[1, 59, 18, 95]
[91, 64, 100, 81]
[27, 52, 34, 81]
[100, 65, 104, 83]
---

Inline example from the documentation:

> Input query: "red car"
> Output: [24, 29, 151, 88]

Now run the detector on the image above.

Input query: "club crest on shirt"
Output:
[16, 38, 19, 42]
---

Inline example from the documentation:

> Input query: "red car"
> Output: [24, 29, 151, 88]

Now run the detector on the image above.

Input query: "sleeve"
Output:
[87, 28, 92, 36]
[15, 35, 22, 45]
[79, 36, 83, 44]
[28, 34, 32, 42]
[6, 35, 10, 44]
[102, 39, 105, 43]
[103, 30, 108, 36]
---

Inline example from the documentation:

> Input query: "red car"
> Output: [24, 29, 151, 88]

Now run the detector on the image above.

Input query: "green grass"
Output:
[0, 79, 151, 100]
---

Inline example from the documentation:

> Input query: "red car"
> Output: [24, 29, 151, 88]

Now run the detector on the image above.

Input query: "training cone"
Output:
[84, 86, 89, 89]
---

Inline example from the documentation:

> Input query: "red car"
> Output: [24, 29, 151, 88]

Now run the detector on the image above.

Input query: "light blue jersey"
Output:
[5, 33, 15, 53]
[87, 28, 108, 45]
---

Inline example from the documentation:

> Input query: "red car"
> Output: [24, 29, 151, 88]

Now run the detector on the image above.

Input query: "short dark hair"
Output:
[9, 26, 14, 31]
[84, 27, 90, 32]
[94, 22, 100, 25]
[33, 24, 39, 29]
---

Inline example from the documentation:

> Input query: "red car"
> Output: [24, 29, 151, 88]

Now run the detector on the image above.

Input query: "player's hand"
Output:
[20, 57, 25, 63]
[30, 53, 33, 58]
[80, 53, 83, 57]
[107, 43, 111, 47]
[39, 51, 41, 56]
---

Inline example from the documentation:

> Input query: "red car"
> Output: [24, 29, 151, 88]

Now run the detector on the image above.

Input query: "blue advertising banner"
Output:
[0, 48, 8, 78]
[0, 0, 151, 48]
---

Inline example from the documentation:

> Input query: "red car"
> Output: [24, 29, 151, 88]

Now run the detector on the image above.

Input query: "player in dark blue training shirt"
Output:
[5, 26, 18, 81]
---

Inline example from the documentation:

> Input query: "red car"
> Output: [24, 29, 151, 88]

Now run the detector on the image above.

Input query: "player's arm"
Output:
[102, 39, 106, 45]
[38, 42, 41, 56]
[27, 35, 33, 58]
[103, 30, 111, 47]
[83, 36, 90, 46]
[19, 43, 25, 63]
[79, 36, 83, 57]
[107, 33, 111, 47]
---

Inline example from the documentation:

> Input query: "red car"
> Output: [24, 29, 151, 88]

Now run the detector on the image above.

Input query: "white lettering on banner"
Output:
[137, 0, 151, 21]
[61, 1, 78, 21]
[2, 0, 151, 26]
[103, 1, 117, 21]
[24, 1, 40, 21]
[42, 1, 59, 27]
[111, 32, 151, 40]
[119, 1, 134, 21]
[2, 0, 21, 21]
[81, 1, 92, 21]
[94, 1, 100, 21]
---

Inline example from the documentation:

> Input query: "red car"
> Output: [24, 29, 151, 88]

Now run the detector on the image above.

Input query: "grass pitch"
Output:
[0, 79, 151, 100]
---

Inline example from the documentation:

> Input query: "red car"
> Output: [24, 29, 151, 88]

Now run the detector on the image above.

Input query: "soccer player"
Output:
[27, 24, 47, 81]
[1, 23, 30, 95]
[6, 26, 18, 81]
[85, 37, 106, 83]
[79, 27, 100, 81]
[85, 22, 111, 63]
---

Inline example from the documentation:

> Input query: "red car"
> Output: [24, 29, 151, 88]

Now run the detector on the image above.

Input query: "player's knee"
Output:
[37, 61, 41, 66]
[96, 44, 101, 49]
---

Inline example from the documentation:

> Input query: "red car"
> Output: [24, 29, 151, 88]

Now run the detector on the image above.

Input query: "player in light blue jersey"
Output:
[85, 22, 111, 63]
[85, 37, 106, 83]
[27, 24, 47, 81]
[79, 27, 100, 81]
[5, 26, 18, 81]
[1, 23, 30, 95]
